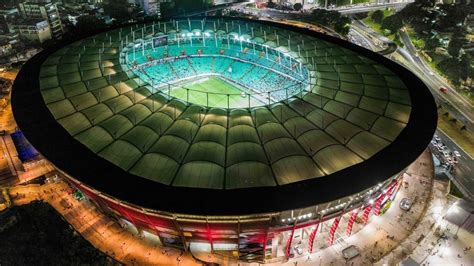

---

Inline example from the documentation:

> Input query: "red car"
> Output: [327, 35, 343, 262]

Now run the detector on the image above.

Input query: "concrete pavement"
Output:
[408, 198, 474, 265]
[8, 181, 201, 266]
[433, 130, 474, 201]
[221, 149, 455, 266]
[3, 145, 470, 266]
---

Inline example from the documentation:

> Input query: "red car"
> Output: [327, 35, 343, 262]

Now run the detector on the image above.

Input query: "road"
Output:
[351, 20, 397, 54]
[434, 130, 474, 201]
[336, 1, 413, 14]
[350, 20, 474, 201]
[223, 1, 413, 24]
[398, 29, 474, 127]
[188, 1, 249, 16]
[352, 20, 473, 129]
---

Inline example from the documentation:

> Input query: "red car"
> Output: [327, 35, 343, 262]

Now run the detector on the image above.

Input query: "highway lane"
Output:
[398, 29, 474, 126]
[435, 130, 474, 201]
[348, 28, 373, 50]
[337, 1, 412, 14]
[225, 2, 414, 21]
[351, 20, 397, 54]
[351, 20, 474, 201]
[352, 20, 473, 129]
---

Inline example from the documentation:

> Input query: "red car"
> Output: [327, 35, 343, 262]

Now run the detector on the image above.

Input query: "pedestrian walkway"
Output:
[254, 149, 449, 266]
[8, 182, 200, 266]
[4, 148, 467, 266]
[407, 198, 474, 265]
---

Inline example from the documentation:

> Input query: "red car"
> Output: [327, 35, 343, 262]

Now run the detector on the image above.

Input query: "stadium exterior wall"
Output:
[60, 167, 402, 262]
[11, 17, 437, 263]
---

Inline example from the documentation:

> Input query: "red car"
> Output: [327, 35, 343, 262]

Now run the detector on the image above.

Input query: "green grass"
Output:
[438, 107, 474, 157]
[449, 181, 464, 199]
[361, 11, 396, 41]
[170, 76, 263, 108]
[362, 16, 382, 32]
[382, 9, 393, 17]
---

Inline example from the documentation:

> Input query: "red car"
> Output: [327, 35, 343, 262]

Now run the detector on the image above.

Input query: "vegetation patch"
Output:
[437, 106, 474, 157]
[0, 201, 114, 265]
[370, 0, 473, 101]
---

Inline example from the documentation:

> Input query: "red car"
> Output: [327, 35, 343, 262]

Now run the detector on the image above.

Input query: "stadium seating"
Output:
[126, 40, 309, 103]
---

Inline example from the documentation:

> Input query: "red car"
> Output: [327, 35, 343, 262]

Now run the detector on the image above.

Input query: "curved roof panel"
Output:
[12, 17, 437, 215]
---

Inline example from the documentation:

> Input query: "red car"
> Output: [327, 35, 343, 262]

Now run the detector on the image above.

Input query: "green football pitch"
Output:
[169, 76, 264, 108]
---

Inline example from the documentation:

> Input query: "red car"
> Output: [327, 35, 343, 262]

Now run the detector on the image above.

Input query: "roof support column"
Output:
[206, 218, 214, 253]
[172, 216, 189, 253]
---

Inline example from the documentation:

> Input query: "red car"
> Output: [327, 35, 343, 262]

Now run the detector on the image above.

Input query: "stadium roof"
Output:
[12, 17, 437, 215]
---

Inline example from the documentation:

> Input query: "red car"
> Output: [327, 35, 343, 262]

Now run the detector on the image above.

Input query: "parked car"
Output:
[294, 246, 303, 255]
[399, 198, 413, 211]
[453, 150, 461, 158]
[453, 156, 458, 164]
[447, 157, 454, 165]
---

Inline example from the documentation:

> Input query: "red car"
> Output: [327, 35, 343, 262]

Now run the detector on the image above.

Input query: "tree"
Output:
[371, 10, 384, 24]
[448, 29, 465, 59]
[76, 15, 106, 34]
[424, 37, 439, 50]
[381, 15, 403, 34]
[102, 0, 129, 22]
[438, 55, 471, 85]
[458, 53, 472, 81]
[415, 0, 436, 9]
[228, 10, 239, 16]
[334, 16, 351, 36]
[438, 4, 469, 30]
[310, 9, 351, 36]
[267, 0, 276, 9]
[354, 12, 369, 20]
[311, 9, 341, 26]
[62, 15, 107, 41]
[294, 3, 303, 11]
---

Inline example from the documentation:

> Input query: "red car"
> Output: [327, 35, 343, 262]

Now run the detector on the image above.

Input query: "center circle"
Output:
[122, 33, 311, 108]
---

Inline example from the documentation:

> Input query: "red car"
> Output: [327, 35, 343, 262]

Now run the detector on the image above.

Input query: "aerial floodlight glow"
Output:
[12, 17, 437, 263]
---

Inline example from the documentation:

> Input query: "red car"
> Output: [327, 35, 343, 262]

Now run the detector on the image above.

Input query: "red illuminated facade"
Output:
[62, 169, 402, 262]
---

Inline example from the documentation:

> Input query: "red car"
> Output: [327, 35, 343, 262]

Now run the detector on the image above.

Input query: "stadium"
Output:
[12, 17, 437, 262]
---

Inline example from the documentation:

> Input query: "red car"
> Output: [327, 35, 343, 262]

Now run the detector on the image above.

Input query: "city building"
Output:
[8, 19, 52, 43]
[0, 8, 19, 34]
[61, 0, 104, 3]
[136, 0, 169, 17]
[12, 17, 437, 263]
[0, 40, 13, 56]
[18, 1, 63, 39]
